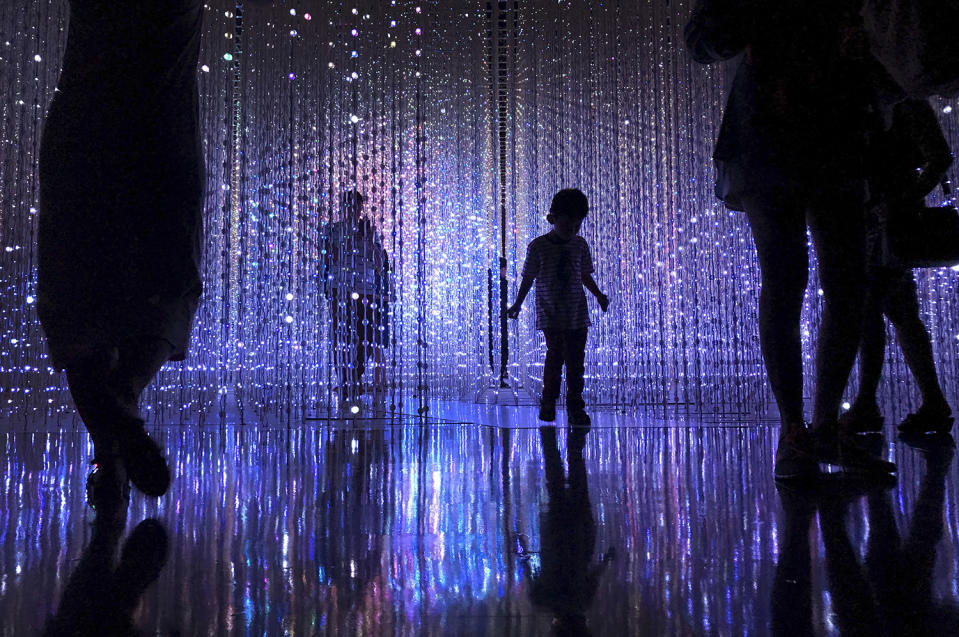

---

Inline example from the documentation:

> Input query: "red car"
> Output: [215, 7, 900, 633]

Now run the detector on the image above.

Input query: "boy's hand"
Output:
[597, 293, 609, 313]
[506, 303, 521, 319]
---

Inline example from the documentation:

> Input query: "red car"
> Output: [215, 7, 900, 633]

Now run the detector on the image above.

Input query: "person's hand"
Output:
[506, 303, 521, 319]
[597, 293, 609, 313]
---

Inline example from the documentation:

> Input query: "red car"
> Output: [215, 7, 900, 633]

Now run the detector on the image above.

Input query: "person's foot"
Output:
[838, 402, 883, 434]
[568, 409, 591, 427]
[538, 401, 556, 422]
[116, 418, 171, 497]
[86, 453, 130, 512]
[811, 425, 897, 476]
[897, 402, 954, 436]
[774, 425, 819, 483]
[114, 519, 169, 616]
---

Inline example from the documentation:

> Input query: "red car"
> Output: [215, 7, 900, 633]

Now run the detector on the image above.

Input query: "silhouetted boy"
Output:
[508, 189, 608, 425]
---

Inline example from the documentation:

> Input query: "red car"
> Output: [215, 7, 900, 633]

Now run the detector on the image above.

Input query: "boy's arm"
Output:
[507, 276, 534, 319]
[582, 274, 609, 312]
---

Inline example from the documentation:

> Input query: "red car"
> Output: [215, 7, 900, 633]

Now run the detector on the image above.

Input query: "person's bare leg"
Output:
[807, 191, 866, 429]
[883, 273, 948, 410]
[743, 194, 809, 428]
[850, 270, 891, 413]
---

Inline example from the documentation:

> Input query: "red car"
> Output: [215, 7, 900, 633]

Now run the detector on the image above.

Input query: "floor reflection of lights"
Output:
[2, 401, 958, 636]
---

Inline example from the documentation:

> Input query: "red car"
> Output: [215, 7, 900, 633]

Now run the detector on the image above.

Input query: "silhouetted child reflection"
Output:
[527, 426, 613, 637]
[322, 190, 392, 412]
[43, 515, 168, 637]
[508, 189, 609, 426]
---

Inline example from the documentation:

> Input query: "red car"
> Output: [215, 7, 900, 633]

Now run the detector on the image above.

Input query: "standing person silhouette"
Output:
[841, 99, 954, 436]
[507, 189, 609, 426]
[685, 0, 896, 481]
[322, 190, 391, 412]
[37, 1, 205, 508]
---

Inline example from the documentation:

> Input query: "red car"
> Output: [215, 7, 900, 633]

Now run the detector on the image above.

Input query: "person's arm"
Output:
[507, 276, 534, 319]
[900, 100, 954, 199]
[684, 0, 754, 64]
[582, 274, 609, 312]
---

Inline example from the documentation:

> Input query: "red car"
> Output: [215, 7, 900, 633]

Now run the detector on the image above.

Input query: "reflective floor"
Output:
[2, 401, 959, 636]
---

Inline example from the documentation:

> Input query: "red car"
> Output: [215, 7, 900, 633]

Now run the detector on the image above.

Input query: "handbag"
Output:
[862, 0, 959, 97]
[879, 181, 959, 268]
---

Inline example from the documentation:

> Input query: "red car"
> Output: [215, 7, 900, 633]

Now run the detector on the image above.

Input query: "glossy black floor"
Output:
[2, 401, 959, 636]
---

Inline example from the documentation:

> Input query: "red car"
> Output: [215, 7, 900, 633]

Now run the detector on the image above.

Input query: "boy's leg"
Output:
[541, 330, 564, 421]
[564, 329, 588, 413]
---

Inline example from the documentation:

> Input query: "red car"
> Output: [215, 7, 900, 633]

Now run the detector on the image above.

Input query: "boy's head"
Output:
[547, 188, 588, 234]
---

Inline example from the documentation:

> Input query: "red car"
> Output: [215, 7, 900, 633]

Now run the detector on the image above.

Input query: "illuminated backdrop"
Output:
[1, 0, 958, 420]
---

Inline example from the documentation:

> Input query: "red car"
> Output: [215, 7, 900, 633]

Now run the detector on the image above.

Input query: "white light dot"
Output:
[289, 8, 296, 15]
[842, 402, 851, 410]
[351, 292, 360, 300]
[33, 54, 41, 62]
[285, 293, 294, 301]
[284, 315, 294, 324]
[201, 64, 210, 72]
[944, 105, 953, 114]
[350, 405, 360, 414]
[350, 115, 359, 123]
[25, 296, 34, 304]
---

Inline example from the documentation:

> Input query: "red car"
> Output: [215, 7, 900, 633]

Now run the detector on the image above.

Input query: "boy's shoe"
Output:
[774, 425, 819, 483]
[838, 403, 884, 434]
[538, 401, 556, 422]
[568, 409, 591, 427]
[117, 418, 171, 497]
[811, 425, 897, 476]
[897, 403, 954, 436]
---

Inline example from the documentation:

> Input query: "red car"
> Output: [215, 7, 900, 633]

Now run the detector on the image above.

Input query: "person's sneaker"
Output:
[538, 401, 556, 422]
[568, 409, 591, 427]
[812, 426, 897, 476]
[897, 403, 954, 436]
[117, 418, 171, 497]
[838, 403, 884, 434]
[86, 454, 130, 512]
[774, 425, 819, 482]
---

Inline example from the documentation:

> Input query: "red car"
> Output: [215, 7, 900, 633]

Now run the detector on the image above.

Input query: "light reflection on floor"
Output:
[2, 401, 958, 636]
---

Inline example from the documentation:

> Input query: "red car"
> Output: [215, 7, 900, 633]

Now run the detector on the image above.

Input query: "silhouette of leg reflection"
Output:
[771, 486, 815, 637]
[865, 436, 956, 635]
[44, 516, 168, 636]
[529, 426, 612, 636]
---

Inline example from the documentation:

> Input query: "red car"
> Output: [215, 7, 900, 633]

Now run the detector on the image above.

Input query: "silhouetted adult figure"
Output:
[528, 426, 613, 636]
[43, 515, 169, 636]
[37, 1, 204, 507]
[322, 190, 392, 412]
[685, 0, 895, 480]
[841, 99, 954, 435]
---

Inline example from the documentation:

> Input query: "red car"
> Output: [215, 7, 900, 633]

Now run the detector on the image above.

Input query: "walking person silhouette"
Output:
[37, 1, 205, 508]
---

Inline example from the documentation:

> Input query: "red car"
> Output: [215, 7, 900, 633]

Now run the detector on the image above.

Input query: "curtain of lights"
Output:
[1, 0, 958, 420]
